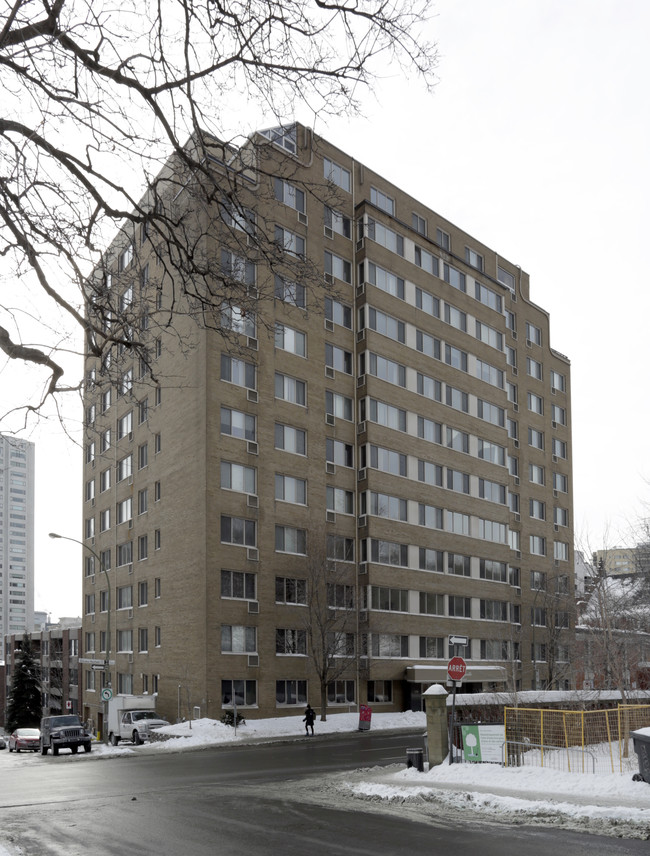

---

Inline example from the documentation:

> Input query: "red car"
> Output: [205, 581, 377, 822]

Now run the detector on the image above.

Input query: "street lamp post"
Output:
[49, 532, 111, 742]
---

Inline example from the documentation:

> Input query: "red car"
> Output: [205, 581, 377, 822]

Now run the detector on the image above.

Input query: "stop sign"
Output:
[447, 656, 467, 682]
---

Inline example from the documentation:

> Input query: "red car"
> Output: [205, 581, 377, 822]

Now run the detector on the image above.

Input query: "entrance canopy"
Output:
[405, 663, 507, 684]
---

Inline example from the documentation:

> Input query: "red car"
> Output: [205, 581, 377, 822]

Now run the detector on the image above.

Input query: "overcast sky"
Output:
[19, 0, 650, 620]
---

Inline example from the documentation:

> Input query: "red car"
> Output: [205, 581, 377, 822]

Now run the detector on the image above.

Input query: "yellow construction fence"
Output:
[503, 704, 650, 774]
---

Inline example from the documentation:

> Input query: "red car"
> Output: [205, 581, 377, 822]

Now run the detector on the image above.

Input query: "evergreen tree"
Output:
[6, 634, 42, 732]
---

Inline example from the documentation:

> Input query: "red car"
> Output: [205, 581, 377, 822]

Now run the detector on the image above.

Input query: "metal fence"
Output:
[503, 704, 650, 774]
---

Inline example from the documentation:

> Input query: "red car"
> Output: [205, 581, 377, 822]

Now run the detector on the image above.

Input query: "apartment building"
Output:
[2, 619, 82, 728]
[81, 124, 574, 727]
[0, 436, 35, 638]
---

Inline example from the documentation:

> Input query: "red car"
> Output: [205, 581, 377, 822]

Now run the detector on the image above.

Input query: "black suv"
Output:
[40, 715, 92, 756]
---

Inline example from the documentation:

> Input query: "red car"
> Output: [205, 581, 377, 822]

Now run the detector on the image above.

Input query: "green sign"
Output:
[101, 688, 113, 702]
[461, 724, 505, 763]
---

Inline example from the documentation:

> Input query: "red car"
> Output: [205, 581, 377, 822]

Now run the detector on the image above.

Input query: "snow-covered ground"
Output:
[2, 712, 650, 848]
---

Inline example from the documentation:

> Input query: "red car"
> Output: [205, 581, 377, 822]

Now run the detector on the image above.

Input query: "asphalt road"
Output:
[1, 733, 647, 856]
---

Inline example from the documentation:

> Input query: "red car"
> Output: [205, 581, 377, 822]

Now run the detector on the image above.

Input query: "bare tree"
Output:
[301, 532, 359, 721]
[0, 0, 436, 427]
[577, 556, 650, 700]
[529, 568, 574, 691]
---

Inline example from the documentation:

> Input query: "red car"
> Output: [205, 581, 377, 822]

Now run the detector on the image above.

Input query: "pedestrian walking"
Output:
[303, 703, 315, 736]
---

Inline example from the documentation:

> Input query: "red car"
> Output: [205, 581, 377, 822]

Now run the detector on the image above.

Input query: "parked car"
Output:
[0, 735, 6, 750]
[9, 728, 40, 752]
[40, 715, 92, 756]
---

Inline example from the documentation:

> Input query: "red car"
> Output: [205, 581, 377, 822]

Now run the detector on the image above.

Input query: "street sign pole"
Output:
[447, 644, 468, 765]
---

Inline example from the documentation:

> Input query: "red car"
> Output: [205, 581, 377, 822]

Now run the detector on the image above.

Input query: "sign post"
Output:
[447, 634, 468, 765]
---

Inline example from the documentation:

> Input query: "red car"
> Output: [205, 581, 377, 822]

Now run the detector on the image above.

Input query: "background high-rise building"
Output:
[0, 435, 35, 637]
[81, 124, 574, 729]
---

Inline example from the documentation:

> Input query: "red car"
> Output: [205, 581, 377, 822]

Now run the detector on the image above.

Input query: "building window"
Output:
[221, 406, 255, 441]
[419, 548, 444, 573]
[221, 355, 256, 390]
[138, 580, 148, 606]
[553, 472, 568, 493]
[326, 486, 353, 515]
[324, 297, 352, 329]
[480, 559, 507, 582]
[371, 586, 408, 612]
[275, 372, 306, 406]
[274, 177, 305, 213]
[275, 225, 305, 258]
[275, 525, 306, 555]
[100, 428, 111, 453]
[529, 499, 546, 520]
[274, 274, 306, 308]
[529, 464, 545, 485]
[117, 542, 132, 566]
[477, 399, 505, 427]
[415, 288, 439, 318]
[480, 600, 508, 621]
[117, 454, 132, 482]
[138, 489, 148, 515]
[100, 467, 111, 492]
[221, 679, 257, 708]
[154, 578, 161, 598]
[220, 249, 256, 286]
[444, 343, 467, 372]
[323, 157, 351, 192]
[363, 260, 405, 298]
[364, 352, 406, 387]
[551, 370, 566, 393]
[371, 635, 408, 657]
[324, 206, 351, 238]
[138, 628, 148, 653]
[326, 438, 353, 468]
[370, 186, 394, 215]
[412, 212, 426, 235]
[552, 405, 567, 426]
[275, 576, 306, 605]
[138, 397, 148, 424]
[324, 250, 352, 283]
[221, 461, 256, 494]
[138, 535, 148, 560]
[526, 322, 542, 345]
[479, 478, 506, 505]
[365, 307, 405, 343]
[221, 570, 256, 600]
[138, 443, 148, 469]
[325, 390, 353, 421]
[221, 303, 256, 338]
[276, 680, 308, 706]
[221, 515, 256, 547]
[275, 423, 306, 456]
[475, 320, 503, 350]
[117, 629, 133, 653]
[154, 626, 161, 647]
[327, 534, 354, 562]
[448, 596, 471, 617]
[465, 247, 483, 271]
[221, 625, 257, 653]
[554, 541, 569, 562]
[117, 497, 132, 524]
[367, 680, 393, 702]
[117, 411, 133, 439]
[443, 263, 466, 292]
[324, 343, 353, 375]
[530, 535, 546, 556]
[527, 392, 544, 415]
[554, 507, 569, 527]
[275, 629, 307, 655]
[275, 474, 307, 505]
[154, 529, 161, 550]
